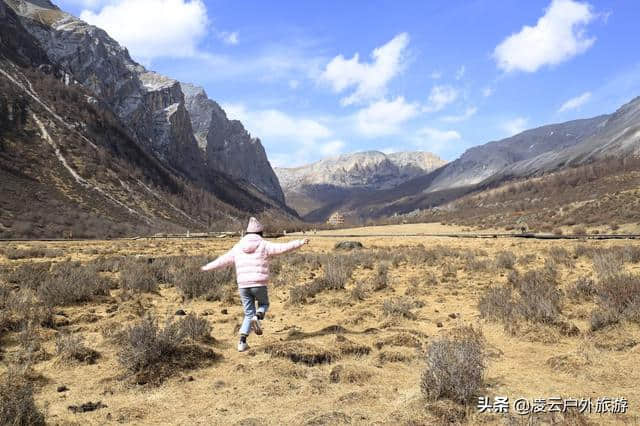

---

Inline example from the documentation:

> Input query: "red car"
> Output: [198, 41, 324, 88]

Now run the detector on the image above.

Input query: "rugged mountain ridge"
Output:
[335, 96, 640, 220]
[181, 83, 285, 203]
[274, 150, 445, 217]
[5, 0, 285, 203]
[0, 0, 296, 238]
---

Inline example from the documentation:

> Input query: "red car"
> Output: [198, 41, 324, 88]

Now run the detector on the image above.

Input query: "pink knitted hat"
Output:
[246, 217, 264, 233]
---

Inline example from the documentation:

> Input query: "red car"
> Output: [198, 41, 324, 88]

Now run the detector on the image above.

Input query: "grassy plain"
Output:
[1, 223, 639, 425]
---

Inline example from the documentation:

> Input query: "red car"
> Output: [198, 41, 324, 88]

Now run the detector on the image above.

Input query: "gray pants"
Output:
[238, 286, 269, 335]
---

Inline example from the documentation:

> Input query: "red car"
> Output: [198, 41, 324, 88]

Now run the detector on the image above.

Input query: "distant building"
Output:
[327, 212, 344, 226]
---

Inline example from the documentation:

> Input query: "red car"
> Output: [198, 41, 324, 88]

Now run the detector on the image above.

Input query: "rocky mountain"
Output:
[181, 83, 284, 203]
[333, 96, 640, 220]
[425, 115, 609, 192]
[274, 151, 445, 217]
[4, 0, 285, 204]
[0, 0, 296, 238]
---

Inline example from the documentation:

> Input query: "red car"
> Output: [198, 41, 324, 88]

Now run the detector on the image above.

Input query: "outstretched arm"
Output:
[264, 238, 309, 257]
[201, 250, 235, 271]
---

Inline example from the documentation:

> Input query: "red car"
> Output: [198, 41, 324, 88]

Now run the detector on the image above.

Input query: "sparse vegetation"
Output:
[495, 250, 516, 269]
[55, 332, 100, 364]
[0, 367, 45, 426]
[421, 326, 486, 404]
[38, 262, 110, 307]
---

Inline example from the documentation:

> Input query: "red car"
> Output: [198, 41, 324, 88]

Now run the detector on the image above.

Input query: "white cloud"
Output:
[355, 97, 419, 137]
[441, 106, 478, 123]
[494, 0, 596, 73]
[412, 127, 462, 154]
[320, 33, 410, 105]
[219, 31, 239, 45]
[288, 79, 300, 89]
[482, 87, 494, 97]
[424, 85, 459, 112]
[320, 140, 345, 157]
[558, 91, 591, 112]
[501, 117, 529, 136]
[80, 0, 209, 63]
[430, 70, 442, 80]
[455, 65, 466, 80]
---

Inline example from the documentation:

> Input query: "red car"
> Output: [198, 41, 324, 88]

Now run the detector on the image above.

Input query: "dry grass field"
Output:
[1, 223, 640, 425]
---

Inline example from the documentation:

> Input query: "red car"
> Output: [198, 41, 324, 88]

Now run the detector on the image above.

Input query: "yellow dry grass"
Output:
[1, 222, 639, 425]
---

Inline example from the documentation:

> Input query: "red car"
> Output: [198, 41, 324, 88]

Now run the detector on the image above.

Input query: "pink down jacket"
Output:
[201, 234, 305, 288]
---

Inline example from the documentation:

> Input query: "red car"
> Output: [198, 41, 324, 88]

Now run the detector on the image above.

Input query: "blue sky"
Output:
[56, 0, 640, 167]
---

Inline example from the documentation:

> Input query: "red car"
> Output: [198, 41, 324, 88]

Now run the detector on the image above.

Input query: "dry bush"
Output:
[589, 309, 619, 331]
[495, 250, 517, 269]
[372, 262, 389, 291]
[593, 273, 640, 325]
[463, 252, 489, 272]
[38, 262, 110, 307]
[552, 228, 563, 236]
[382, 297, 418, 319]
[179, 313, 211, 342]
[548, 246, 574, 267]
[3, 247, 62, 260]
[592, 251, 623, 280]
[517, 253, 536, 266]
[421, 326, 486, 404]
[477, 286, 513, 321]
[321, 255, 352, 290]
[567, 276, 597, 301]
[55, 332, 100, 364]
[120, 261, 158, 293]
[479, 265, 563, 329]
[119, 315, 185, 373]
[0, 367, 45, 425]
[118, 315, 218, 385]
[511, 268, 562, 323]
[6, 262, 51, 289]
[350, 281, 369, 301]
[175, 256, 234, 301]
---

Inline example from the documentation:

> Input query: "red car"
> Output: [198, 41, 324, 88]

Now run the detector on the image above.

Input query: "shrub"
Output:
[320, 255, 352, 290]
[3, 247, 62, 260]
[595, 273, 640, 321]
[0, 368, 45, 425]
[495, 251, 516, 269]
[552, 228, 563, 236]
[590, 309, 619, 331]
[372, 262, 389, 291]
[55, 332, 100, 364]
[118, 315, 218, 384]
[119, 315, 184, 373]
[478, 286, 513, 321]
[567, 276, 597, 301]
[592, 252, 623, 280]
[512, 269, 562, 323]
[121, 261, 158, 293]
[6, 262, 51, 289]
[175, 257, 234, 300]
[38, 262, 110, 306]
[382, 297, 418, 319]
[548, 246, 574, 267]
[179, 313, 211, 342]
[421, 326, 486, 404]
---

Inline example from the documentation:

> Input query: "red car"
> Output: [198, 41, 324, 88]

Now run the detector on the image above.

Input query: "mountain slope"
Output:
[275, 150, 445, 218]
[0, 0, 296, 238]
[181, 83, 285, 203]
[5, 0, 287, 207]
[344, 96, 640, 221]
